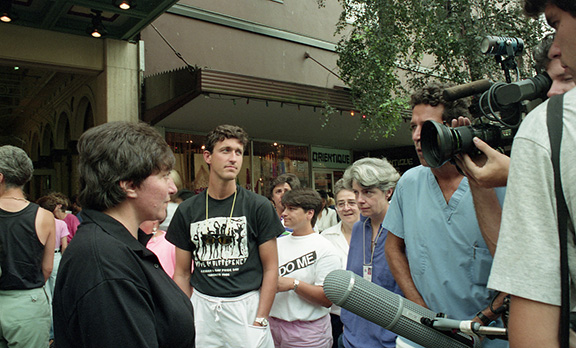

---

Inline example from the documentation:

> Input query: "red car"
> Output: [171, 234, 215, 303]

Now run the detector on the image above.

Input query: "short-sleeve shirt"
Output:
[489, 88, 576, 306]
[55, 219, 69, 250]
[270, 232, 341, 322]
[167, 185, 284, 297]
[383, 165, 507, 348]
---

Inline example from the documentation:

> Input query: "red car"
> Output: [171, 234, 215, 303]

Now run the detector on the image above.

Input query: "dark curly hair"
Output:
[533, 33, 555, 73]
[523, 0, 576, 17]
[205, 125, 249, 154]
[410, 82, 471, 123]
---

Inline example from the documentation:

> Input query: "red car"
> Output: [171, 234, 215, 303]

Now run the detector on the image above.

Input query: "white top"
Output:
[270, 233, 342, 321]
[314, 208, 338, 233]
[321, 222, 349, 269]
[159, 202, 178, 231]
[319, 221, 350, 316]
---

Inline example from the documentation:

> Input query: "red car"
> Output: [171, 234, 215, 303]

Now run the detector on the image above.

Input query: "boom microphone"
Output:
[323, 270, 481, 348]
[443, 79, 492, 101]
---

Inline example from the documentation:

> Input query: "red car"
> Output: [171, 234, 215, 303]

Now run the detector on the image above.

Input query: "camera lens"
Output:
[421, 120, 512, 168]
[421, 120, 476, 168]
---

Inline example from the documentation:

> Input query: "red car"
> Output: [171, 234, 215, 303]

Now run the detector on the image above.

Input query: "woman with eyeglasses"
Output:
[320, 179, 360, 348]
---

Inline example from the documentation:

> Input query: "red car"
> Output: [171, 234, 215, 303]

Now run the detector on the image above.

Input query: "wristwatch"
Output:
[475, 310, 492, 326]
[254, 317, 269, 327]
[293, 279, 300, 291]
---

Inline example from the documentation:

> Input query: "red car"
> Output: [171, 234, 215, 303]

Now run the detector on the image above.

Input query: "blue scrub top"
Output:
[383, 165, 508, 348]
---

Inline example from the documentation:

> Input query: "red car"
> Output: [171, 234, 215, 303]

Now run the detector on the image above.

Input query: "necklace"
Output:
[205, 188, 237, 235]
[0, 196, 28, 202]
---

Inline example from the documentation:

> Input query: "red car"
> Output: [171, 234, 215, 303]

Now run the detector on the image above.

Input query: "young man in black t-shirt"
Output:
[168, 125, 283, 348]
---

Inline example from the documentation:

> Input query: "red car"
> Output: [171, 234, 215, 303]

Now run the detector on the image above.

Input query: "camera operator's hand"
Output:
[450, 117, 510, 188]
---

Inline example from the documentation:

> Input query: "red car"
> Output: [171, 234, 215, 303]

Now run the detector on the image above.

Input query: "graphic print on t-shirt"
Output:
[278, 251, 317, 276]
[190, 216, 248, 276]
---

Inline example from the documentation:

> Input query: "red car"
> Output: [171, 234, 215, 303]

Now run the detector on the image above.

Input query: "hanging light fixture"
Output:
[117, 0, 132, 10]
[0, 0, 14, 23]
[87, 10, 107, 38]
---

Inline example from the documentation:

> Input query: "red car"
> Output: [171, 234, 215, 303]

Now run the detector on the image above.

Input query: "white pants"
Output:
[45, 251, 62, 304]
[192, 290, 274, 348]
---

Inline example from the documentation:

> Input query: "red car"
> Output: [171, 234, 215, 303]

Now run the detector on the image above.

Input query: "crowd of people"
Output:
[1, 0, 575, 347]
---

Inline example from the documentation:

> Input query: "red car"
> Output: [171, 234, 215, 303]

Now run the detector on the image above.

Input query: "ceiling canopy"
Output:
[1, 0, 178, 41]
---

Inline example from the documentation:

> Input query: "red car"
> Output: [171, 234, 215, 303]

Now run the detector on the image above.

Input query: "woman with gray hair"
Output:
[339, 157, 402, 348]
[0, 145, 55, 348]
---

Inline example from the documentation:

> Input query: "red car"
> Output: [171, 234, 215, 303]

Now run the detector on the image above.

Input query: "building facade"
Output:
[0, 0, 415, 201]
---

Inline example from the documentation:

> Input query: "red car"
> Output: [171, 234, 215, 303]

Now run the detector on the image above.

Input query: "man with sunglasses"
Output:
[167, 125, 284, 348]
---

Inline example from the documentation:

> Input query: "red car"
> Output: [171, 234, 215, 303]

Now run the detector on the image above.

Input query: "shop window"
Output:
[252, 141, 309, 198]
[166, 132, 253, 195]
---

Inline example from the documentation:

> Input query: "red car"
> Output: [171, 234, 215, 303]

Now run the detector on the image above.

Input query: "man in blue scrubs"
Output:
[383, 82, 508, 348]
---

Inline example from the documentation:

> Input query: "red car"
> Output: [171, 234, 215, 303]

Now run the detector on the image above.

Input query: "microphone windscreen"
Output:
[443, 79, 492, 101]
[324, 270, 480, 348]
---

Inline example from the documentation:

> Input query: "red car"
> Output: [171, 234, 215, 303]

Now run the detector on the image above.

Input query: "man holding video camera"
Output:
[383, 82, 508, 348]
[485, 1, 576, 347]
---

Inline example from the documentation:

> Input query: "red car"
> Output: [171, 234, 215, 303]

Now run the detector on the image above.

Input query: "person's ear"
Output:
[120, 180, 138, 198]
[385, 188, 394, 201]
[307, 209, 315, 220]
[203, 150, 212, 166]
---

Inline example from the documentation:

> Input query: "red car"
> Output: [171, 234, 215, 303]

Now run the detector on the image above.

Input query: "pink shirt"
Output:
[146, 230, 176, 278]
[55, 218, 70, 250]
[64, 213, 80, 243]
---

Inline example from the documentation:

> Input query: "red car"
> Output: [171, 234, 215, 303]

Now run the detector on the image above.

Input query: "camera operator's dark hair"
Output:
[410, 82, 470, 123]
[281, 188, 323, 227]
[524, 0, 576, 17]
[269, 173, 301, 199]
[77, 121, 174, 211]
[533, 33, 555, 73]
[205, 125, 249, 154]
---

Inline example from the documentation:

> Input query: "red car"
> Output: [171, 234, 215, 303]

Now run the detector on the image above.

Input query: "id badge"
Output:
[363, 265, 372, 282]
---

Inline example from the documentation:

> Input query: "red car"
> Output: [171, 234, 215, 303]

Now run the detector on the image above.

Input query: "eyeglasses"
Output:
[337, 201, 357, 209]
[201, 233, 234, 246]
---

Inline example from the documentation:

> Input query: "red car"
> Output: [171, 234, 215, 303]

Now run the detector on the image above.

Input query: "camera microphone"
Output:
[481, 36, 524, 56]
[443, 79, 492, 101]
[323, 270, 482, 348]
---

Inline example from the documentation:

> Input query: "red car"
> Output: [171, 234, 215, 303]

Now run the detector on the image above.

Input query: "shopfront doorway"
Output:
[313, 170, 344, 194]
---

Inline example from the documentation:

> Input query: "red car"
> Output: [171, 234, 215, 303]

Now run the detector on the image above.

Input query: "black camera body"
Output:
[421, 121, 514, 168]
[420, 35, 552, 168]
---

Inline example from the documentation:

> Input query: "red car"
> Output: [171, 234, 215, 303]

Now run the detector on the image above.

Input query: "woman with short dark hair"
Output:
[53, 122, 195, 348]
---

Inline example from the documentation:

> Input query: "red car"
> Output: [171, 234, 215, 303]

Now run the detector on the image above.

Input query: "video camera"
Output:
[421, 36, 552, 168]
